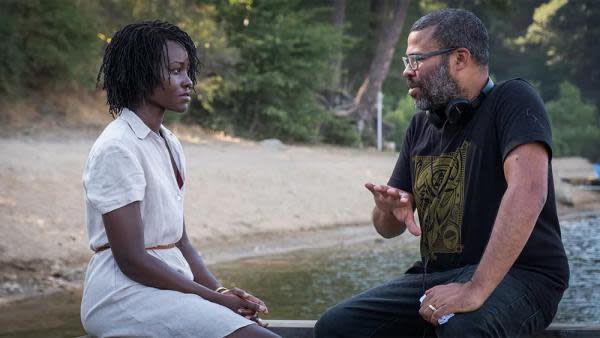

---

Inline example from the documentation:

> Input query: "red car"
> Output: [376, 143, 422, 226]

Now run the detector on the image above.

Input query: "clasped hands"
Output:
[217, 287, 269, 327]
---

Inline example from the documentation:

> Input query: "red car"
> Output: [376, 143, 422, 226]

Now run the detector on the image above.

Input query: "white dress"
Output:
[80, 108, 253, 337]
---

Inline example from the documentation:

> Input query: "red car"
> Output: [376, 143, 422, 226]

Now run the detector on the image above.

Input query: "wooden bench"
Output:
[77, 320, 600, 337]
[265, 320, 600, 337]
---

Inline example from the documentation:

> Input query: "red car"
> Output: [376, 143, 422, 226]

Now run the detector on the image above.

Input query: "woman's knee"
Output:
[226, 323, 281, 338]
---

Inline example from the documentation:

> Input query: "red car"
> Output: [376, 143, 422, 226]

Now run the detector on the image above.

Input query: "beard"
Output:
[409, 57, 462, 112]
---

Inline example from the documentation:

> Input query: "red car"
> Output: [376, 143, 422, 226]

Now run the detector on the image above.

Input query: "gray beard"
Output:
[414, 59, 462, 112]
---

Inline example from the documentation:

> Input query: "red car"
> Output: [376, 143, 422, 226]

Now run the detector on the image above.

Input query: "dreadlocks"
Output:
[97, 21, 200, 118]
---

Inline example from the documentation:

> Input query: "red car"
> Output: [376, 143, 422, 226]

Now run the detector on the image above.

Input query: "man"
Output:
[315, 8, 569, 338]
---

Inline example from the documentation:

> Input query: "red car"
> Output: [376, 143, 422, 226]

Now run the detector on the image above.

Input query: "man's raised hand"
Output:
[365, 183, 420, 236]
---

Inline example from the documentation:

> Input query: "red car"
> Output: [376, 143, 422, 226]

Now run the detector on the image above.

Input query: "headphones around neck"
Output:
[427, 77, 494, 129]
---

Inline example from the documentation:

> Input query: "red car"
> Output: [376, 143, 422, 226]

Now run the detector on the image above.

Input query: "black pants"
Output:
[314, 265, 554, 338]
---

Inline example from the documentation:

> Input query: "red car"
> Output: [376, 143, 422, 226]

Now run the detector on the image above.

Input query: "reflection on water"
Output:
[0, 215, 598, 336]
[0, 289, 83, 338]
[212, 235, 420, 320]
[213, 214, 600, 323]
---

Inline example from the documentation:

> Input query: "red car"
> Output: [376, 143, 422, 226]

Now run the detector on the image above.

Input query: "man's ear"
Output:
[453, 48, 470, 71]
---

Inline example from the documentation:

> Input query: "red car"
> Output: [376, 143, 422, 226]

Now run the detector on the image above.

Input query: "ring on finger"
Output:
[428, 304, 437, 312]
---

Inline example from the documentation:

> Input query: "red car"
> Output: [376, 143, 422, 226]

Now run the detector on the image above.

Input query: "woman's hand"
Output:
[228, 288, 268, 312]
[215, 289, 269, 327]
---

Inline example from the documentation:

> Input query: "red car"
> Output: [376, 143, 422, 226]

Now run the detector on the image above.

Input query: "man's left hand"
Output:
[419, 281, 488, 326]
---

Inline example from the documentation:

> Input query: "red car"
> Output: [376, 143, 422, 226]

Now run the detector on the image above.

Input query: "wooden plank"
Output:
[77, 321, 600, 337]
[265, 321, 600, 338]
[267, 320, 315, 338]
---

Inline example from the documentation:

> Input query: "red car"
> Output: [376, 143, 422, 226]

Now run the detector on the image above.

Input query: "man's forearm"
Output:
[372, 207, 406, 238]
[470, 182, 546, 300]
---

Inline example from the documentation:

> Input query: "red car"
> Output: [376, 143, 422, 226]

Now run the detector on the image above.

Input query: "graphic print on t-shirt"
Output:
[412, 142, 469, 260]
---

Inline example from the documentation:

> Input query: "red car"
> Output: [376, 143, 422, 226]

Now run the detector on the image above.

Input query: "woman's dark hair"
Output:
[97, 20, 200, 117]
[411, 8, 489, 66]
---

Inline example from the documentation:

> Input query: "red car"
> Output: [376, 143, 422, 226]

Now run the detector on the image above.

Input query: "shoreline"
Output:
[2, 209, 600, 308]
[0, 222, 379, 307]
[1, 131, 599, 308]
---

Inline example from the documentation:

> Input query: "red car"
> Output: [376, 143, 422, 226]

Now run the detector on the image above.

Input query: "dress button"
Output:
[176, 195, 182, 201]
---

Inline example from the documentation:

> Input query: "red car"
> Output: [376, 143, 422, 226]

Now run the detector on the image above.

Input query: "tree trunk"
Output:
[354, 0, 410, 126]
[330, 0, 346, 90]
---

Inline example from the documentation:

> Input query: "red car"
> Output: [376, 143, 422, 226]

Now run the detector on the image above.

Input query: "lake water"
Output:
[1, 214, 598, 337]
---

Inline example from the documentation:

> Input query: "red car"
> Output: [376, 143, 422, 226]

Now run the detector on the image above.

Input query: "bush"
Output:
[0, 0, 98, 93]
[208, 0, 338, 143]
[384, 95, 415, 150]
[546, 81, 600, 161]
[320, 115, 360, 146]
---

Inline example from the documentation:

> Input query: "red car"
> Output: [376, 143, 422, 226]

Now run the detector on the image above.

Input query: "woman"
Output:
[81, 21, 279, 338]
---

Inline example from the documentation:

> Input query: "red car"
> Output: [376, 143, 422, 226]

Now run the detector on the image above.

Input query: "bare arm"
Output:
[176, 221, 270, 324]
[372, 206, 406, 238]
[102, 202, 260, 313]
[419, 142, 548, 324]
[469, 141, 548, 298]
[176, 223, 220, 290]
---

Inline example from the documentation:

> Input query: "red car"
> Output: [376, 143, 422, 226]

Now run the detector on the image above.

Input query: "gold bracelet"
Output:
[215, 286, 229, 294]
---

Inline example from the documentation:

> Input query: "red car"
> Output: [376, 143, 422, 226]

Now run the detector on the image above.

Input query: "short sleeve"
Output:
[83, 140, 146, 214]
[387, 115, 417, 192]
[495, 79, 553, 161]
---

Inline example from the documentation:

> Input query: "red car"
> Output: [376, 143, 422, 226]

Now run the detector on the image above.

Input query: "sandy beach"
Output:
[1, 121, 599, 306]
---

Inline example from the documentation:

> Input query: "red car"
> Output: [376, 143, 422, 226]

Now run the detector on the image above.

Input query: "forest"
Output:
[1, 0, 598, 160]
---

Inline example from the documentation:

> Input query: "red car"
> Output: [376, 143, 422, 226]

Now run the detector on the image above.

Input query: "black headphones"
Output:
[427, 77, 494, 129]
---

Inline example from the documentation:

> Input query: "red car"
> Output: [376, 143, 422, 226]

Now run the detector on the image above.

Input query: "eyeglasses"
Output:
[402, 47, 458, 71]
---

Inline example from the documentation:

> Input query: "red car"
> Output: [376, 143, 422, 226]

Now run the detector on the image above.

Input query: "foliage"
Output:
[384, 95, 415, 150]
[0, 0, 599, 155]
[380, 0, 422, 123]
[501, 0, 600, 108]
[544, 0, 600, 109]
[205, 0, 338, 143]
[0, 0, 98, 93]
[94, 0, 238, 121]
[320, 115, 360, 147]
[546, 82, 600, 161]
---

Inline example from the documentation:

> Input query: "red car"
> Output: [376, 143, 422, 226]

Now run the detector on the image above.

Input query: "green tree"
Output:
[202, 0, 338, 142]
[95, 0, 237, 123]
[384, 94, 414, 150]
[0, 0, 98, 93]
[502, 0, 600, 114]
[546, 81, 600, 161]
[320, 115, 360, 146]
[545, 0, 600, 111]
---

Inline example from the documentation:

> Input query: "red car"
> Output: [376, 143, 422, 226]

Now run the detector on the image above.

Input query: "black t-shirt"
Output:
[388, 79, 569, 316]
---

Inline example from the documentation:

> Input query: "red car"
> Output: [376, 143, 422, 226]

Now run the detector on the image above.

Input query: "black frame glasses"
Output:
[402, 47, 458, 71]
